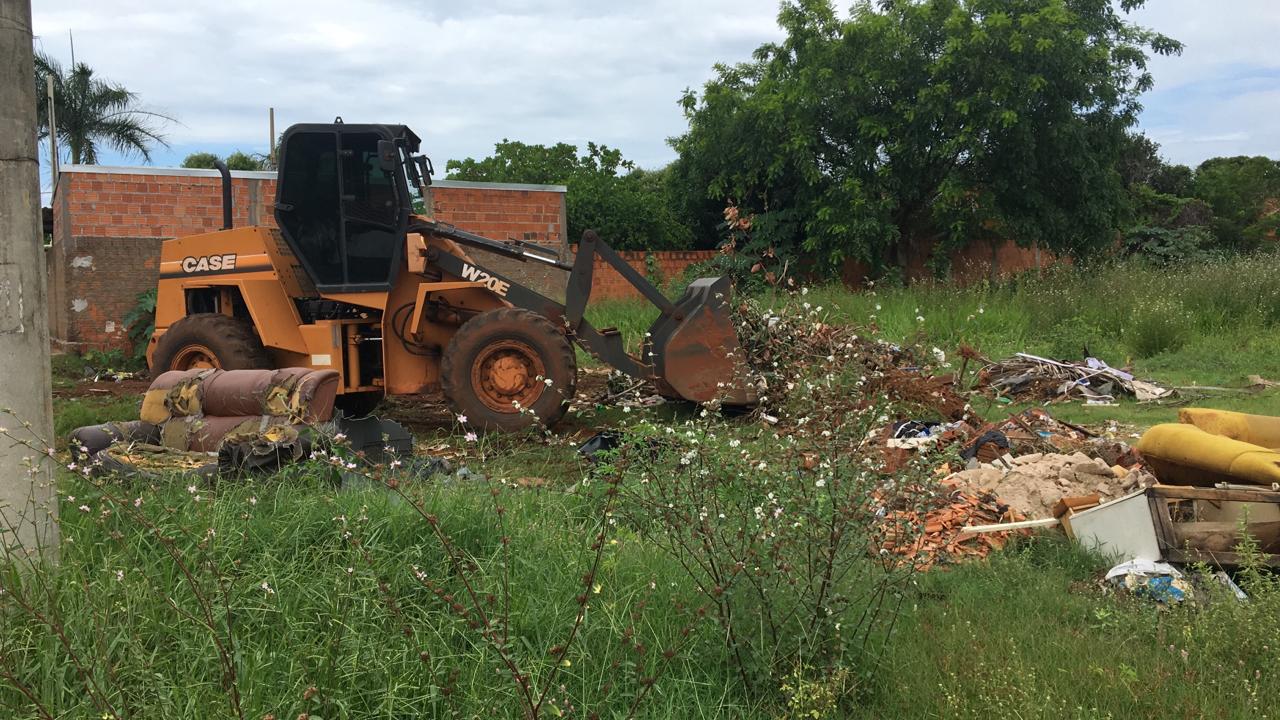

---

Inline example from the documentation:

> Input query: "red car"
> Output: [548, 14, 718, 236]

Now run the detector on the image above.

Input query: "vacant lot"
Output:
[4, 254, 1280, 719]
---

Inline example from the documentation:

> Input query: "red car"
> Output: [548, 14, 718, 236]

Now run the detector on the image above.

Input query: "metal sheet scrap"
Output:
[980, 353, 1175, 403]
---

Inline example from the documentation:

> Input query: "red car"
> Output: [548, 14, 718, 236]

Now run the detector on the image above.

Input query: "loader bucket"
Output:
[647, 277, 757, 406]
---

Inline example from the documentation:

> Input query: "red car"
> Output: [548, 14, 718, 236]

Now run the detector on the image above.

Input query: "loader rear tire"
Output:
[442, 308, 577, 432]
[150, 314, 272, 379]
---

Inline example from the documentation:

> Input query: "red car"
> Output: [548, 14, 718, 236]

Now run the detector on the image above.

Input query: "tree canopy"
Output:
[1114, 132, 1280, 263]
[35, 51, 171, 165]
[446, 140, 694, 250]
[181, 151, 270, 171]
[1190, 156, 1280, 253]
[669, 0, 1182, 276]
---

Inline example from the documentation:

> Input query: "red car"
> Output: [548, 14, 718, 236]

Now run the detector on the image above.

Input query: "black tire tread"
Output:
[150, 313, 272, 378]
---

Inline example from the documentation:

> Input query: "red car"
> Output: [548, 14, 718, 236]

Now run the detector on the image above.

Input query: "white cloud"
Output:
[1128, 0, 1280, 165]
[32, 0, 781, 169]
[30, 0, 1279, 176]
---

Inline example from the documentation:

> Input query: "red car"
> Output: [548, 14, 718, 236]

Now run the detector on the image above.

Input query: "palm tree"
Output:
[34, 50, 173, 165]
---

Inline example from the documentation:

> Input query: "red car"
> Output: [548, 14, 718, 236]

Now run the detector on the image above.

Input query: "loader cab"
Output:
[274, 122, 426, 293]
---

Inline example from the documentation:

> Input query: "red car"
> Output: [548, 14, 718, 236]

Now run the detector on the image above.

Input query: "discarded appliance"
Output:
[1060, 489, 1161, 561]
[1058, 484, 1280, 568]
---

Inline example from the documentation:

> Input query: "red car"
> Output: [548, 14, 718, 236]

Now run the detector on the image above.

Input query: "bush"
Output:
[123, 287, 157, 365]
[611, 376, 927, 706]
[1124, 298, 1193, 358]
[1122, 225, 1217, 265]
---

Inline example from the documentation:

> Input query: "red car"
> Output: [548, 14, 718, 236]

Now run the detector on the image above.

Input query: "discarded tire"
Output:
[442, 308, 577, 431]
[150, 314, 272, 378]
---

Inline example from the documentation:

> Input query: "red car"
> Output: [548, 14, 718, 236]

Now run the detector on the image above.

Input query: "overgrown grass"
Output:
[796, 252, 1280, 383]
[52, 396, 139, 447]
[594, 252, 1280, 404]
[3, 469, 761, 719]
[10, 253, 1280, 718]
[869, 534, 1280, 718]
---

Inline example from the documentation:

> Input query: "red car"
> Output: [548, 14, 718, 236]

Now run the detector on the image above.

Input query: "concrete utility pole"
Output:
[0, 0, 58, 561]
[268, 107, 276, 166]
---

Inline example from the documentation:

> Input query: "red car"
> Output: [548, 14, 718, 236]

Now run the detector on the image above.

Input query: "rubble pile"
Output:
[731, 298, 976, 425]
[943, 452, 1155, 518]
[867, 398, 1164, 566]
[731, 299, 915, 398]
[878, 483, 1026, 570]
[980, 353, 1175, 403]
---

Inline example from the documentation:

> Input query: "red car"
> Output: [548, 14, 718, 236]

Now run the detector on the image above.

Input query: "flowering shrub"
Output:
[610, 391, 929, 704]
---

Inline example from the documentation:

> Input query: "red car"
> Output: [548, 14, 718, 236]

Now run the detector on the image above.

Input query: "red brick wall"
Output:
[583, 249, 719, 300]
[841, 237, 1058, 287]
[58, 170, 276, 238]
[430, 185, 565, 244]
[50, 167, 567, 349]
[56, 171, 567, 245]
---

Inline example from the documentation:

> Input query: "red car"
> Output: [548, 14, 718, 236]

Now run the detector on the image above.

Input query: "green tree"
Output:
[181, 150, 269, 171]
[180, 152, 220, 169]
[34, 50, 171, 164]
[1150, 163, 1193, 197]
[447, 140, 694, 250]
[670, 0, 1181, 276]
[1190, 156, 1280, 252]
[1114, 133, 1213, 263]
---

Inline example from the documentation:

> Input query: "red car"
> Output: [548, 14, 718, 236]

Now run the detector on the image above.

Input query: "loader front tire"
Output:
[442, 308, 577, 432]
[150, 314, 272, 378]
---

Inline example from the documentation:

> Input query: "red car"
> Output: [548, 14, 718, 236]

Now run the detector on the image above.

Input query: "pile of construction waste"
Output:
[870, 402, 1157, 567]
[979, 353, 1175, 403]
[876, 482, 1023, 571]
[872, 401, 1280, 579]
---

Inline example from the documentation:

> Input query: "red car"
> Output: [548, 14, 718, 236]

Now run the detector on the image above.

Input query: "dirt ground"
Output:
[53, 378, 151, 400]
[384, 367, 614, 432]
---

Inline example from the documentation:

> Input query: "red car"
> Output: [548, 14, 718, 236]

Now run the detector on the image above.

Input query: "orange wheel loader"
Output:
[147, 121, 756, 430]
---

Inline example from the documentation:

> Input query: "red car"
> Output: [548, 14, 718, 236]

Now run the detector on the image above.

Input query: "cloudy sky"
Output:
[30, 0, 1280, 179]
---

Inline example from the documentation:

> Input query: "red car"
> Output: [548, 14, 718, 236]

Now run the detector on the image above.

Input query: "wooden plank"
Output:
[960, 517, 1060, 533]
[1173, 520, 1280, 554]
[1163, 548, 1280, 568]
[1148, 496, 1178, 555]
[1149, 485, 1280, 504]
[1054, 494, 1100, 519]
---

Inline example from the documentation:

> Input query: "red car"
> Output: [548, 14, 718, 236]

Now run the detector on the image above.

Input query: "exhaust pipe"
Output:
[213, 159, 233, 230]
